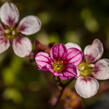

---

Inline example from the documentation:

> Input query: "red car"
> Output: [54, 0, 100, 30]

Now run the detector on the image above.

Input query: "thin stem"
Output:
[53, 78, 74, 109]
[53, 86, 65, 108]
[53, 77, 64, 87]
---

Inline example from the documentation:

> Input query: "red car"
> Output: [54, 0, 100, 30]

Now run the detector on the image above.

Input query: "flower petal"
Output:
[84, 39, 103, 62]
[0, 36, 10, 54]
[0, 2, 19, 26]
[59, 76, 68, 80]
[77, 69, 81, 77]
[50, 44, 67, 60]
[92, 59, 109, 80]
[75, 76, 99, 98]
[60, 64, 77, 80]
[18, 16, 41, 35]
[12, 37, 32, 57]
[67, 48, 83, 66]
[35, 52, 50, 71]
[65, 42, 82, 51]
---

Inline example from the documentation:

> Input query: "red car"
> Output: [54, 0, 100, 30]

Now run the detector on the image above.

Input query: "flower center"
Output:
[4, 27, 18, 39]
[78, 61, 94, 77]
[52, 61, 64, 72]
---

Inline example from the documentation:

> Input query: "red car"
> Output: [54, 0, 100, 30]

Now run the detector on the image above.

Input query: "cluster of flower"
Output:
[0, 2, 109, 99]
[35, 39, 109, 98]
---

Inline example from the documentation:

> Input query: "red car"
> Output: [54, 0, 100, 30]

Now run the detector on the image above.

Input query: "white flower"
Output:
[0, 2, 41, 57]
[65, 39, 109, 98]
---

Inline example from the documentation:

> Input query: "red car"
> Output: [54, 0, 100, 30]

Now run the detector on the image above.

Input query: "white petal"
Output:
[92, 59, 109, 80]
[0, 2, 19, 26]
[65, 42, 82, 51]
[75, 76, 99, 98]
[18, 16, 41, 35]
[84, 39, 103, 62]
[12, 37, 32, 57]
[0, 36, 10, 54]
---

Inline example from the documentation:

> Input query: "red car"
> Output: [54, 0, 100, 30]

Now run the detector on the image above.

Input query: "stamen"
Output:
[80, 66, 85, 71]
[4, 29, 10, 34]
[78, 62, 93, 77]
[52, 61, 64, 72]
[12, 30, 16, 36]
[4, 27, 18, 39]
[88, 64, 95, 68]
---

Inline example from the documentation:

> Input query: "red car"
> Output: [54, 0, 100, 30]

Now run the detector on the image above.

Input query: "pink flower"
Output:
[35, 44, 82, 80]
[66, 39, 109, 98]
[0, 2, 41, 57]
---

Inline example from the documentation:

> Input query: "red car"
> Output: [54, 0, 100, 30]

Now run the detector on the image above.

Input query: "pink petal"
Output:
[0, 2, 19, 26]
[65, 42, 82, 51]
[67, 48, 83, 66]
[75, 76, 99, 98]
[35, 52, 50, 71]
[60, 64, 77, 80]
[12, 37, 32, 57]
[18, 16, 41, 35]
[50, 44, 67, 60]
[92, 59, 109, 80]
[59, 76, 68, 80]
[0, 36, 10, 54]
[84, 39, 103, 62]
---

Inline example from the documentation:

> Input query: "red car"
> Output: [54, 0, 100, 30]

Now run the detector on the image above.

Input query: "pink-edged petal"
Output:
[0, 36, 10, 54]
[61, 64, 77, 80]
[35, 52, 50, 71]
[12, 37, 32, 57]
[92, 59, 109, 80]
[0, 2, 19, 26]
[67, 48, 83, 66]
[75, 76, 99, 98]
[65, 42, 82, 51]
[18, 16, 41, 35]
[59, 76, 69, 80]
[84, 39, 103, 63]
[50, 44, 67, 60]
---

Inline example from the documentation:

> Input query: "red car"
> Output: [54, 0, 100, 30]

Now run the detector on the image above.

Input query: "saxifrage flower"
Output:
[66, 39, 109, 98]
[0, 2, 41, 57]
[35, 44, 82, 80]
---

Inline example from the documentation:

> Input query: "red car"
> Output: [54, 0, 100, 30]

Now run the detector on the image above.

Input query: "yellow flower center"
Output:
[4, 27, 18, 39]
[52, 61, 64, 72]
[78, 61, 94, 77]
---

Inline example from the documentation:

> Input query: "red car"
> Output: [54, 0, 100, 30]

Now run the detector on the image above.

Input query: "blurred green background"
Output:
[0, 0, 109, 109]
